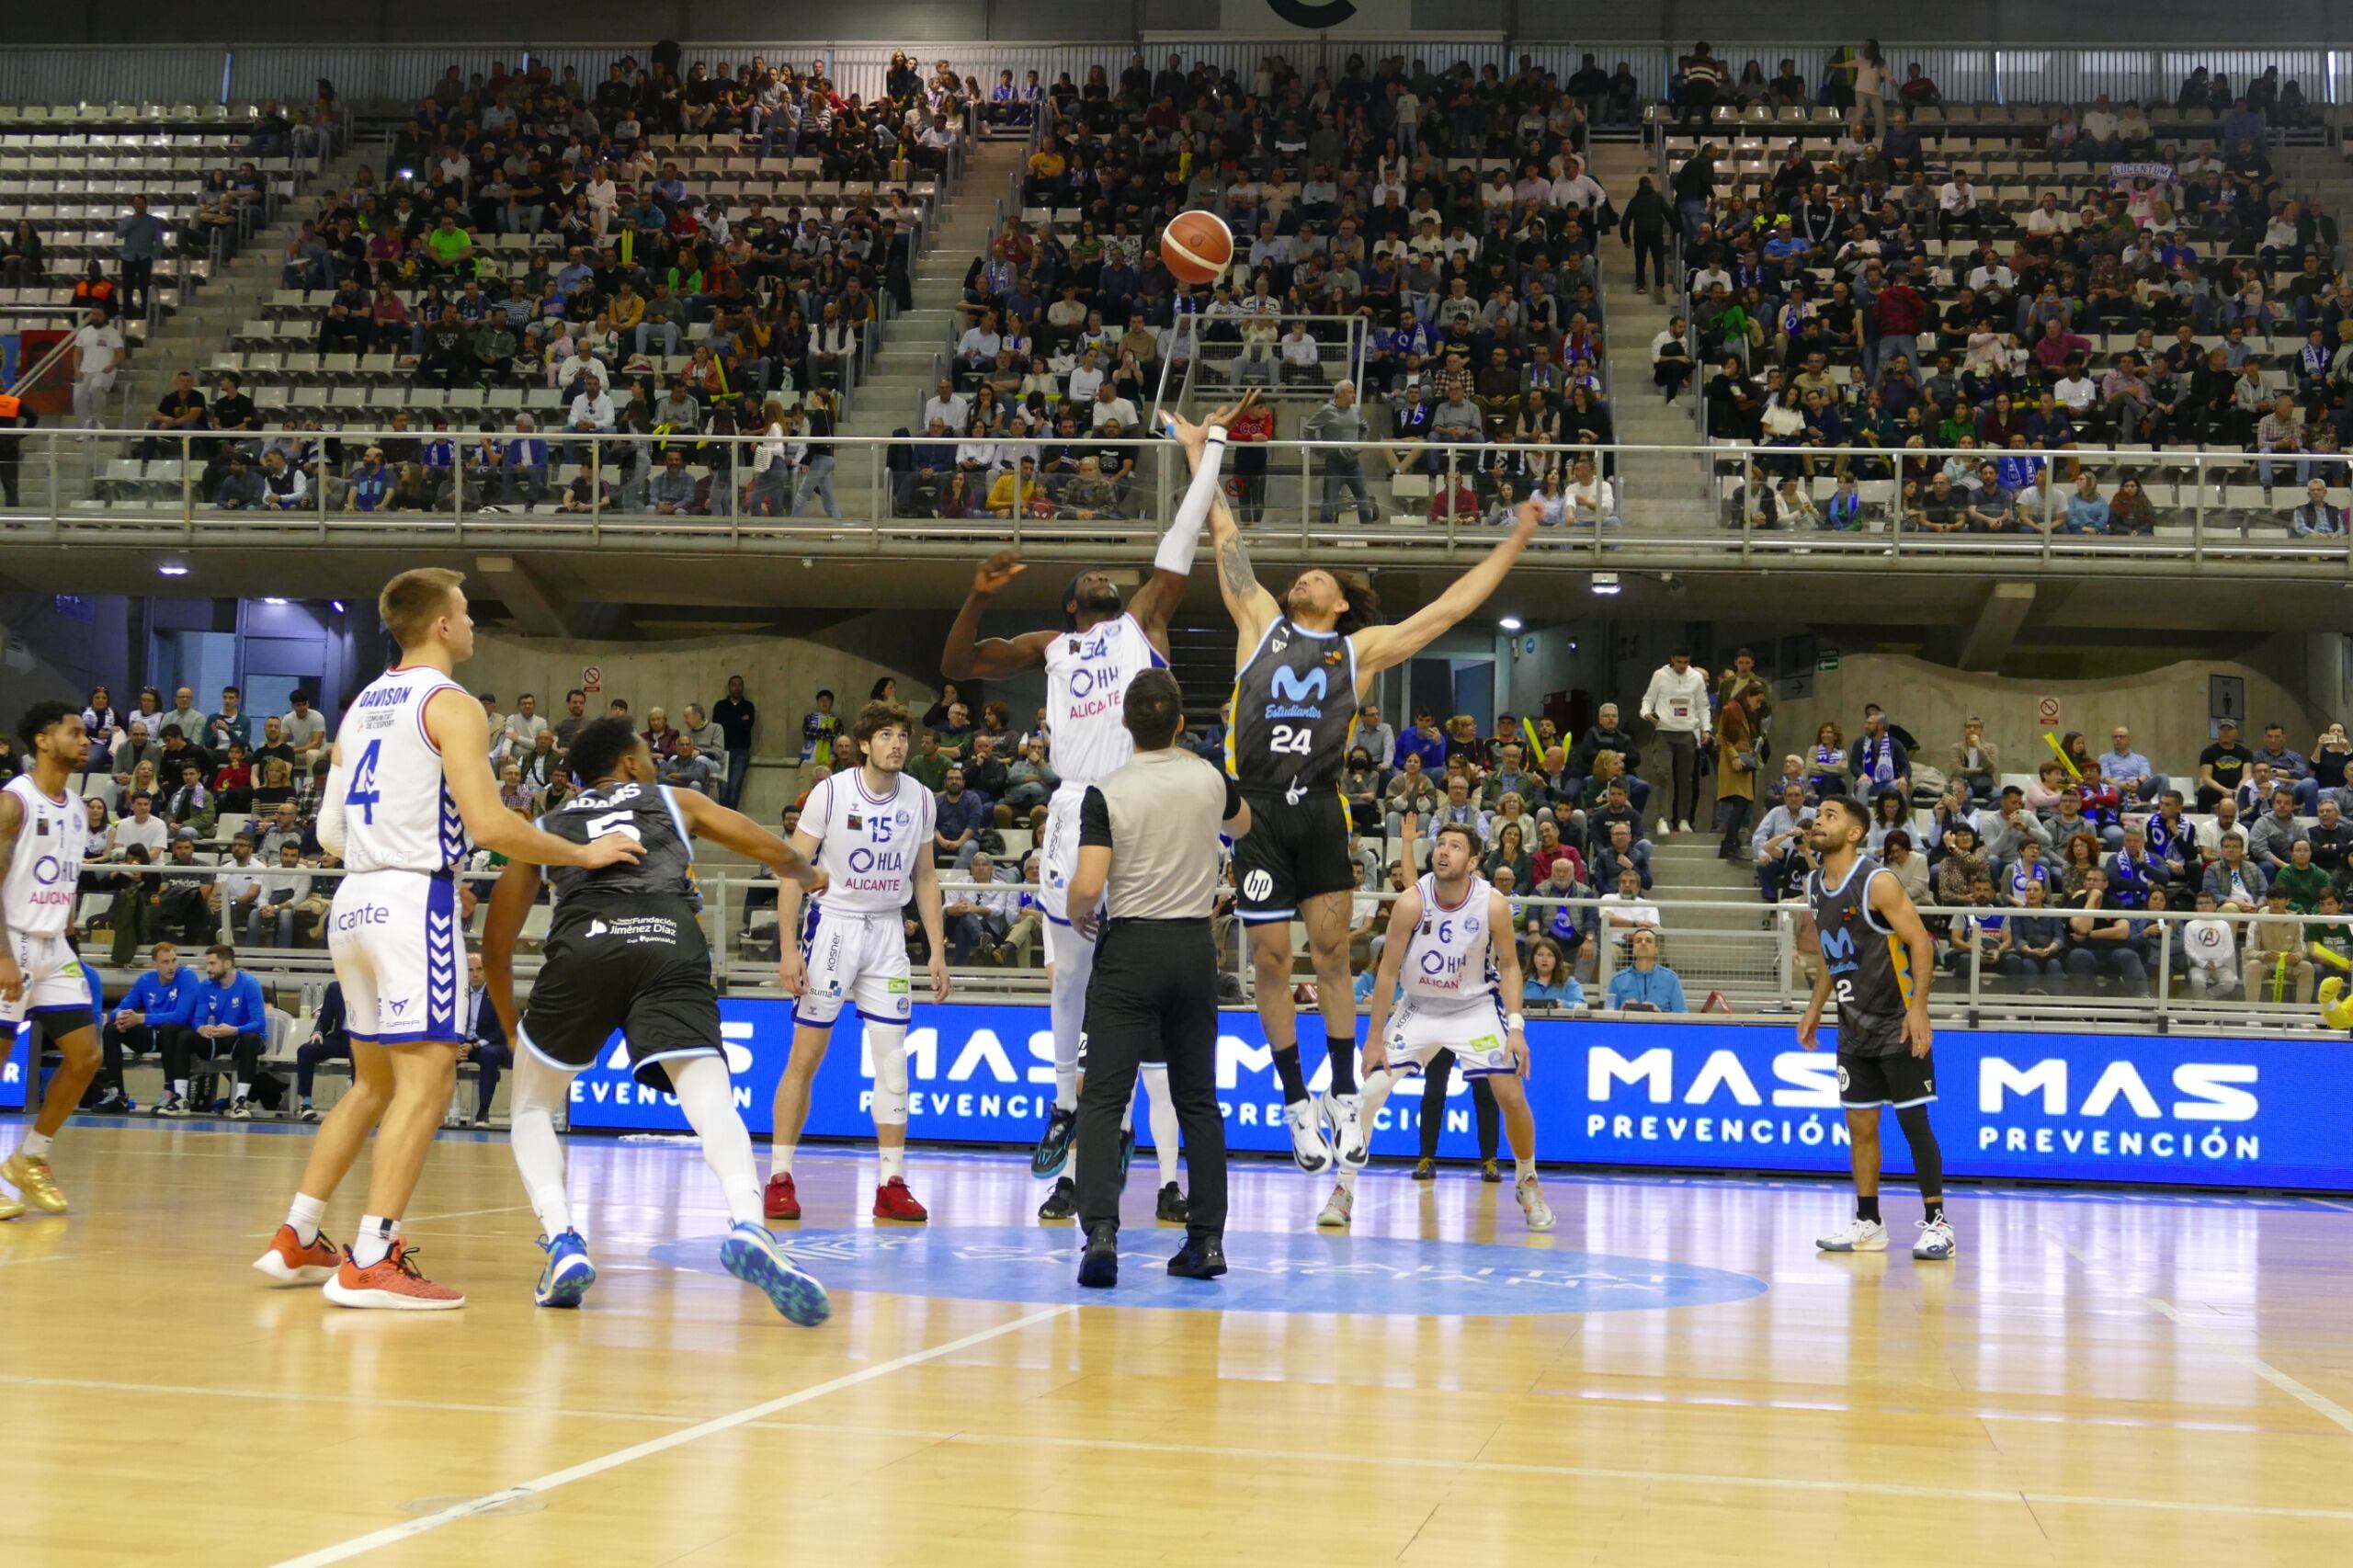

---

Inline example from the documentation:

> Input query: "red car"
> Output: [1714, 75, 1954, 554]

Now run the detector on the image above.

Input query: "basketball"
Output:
[1162, 209, 1233, 285]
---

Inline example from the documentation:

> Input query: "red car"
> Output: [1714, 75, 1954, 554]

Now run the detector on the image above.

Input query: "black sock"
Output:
[1923, 1199, 1946, 1225]
[1856, 1194, 1881, 1223]
[1325, 1032, 1358, 1095]
[1271, 1045, 1309, 1105]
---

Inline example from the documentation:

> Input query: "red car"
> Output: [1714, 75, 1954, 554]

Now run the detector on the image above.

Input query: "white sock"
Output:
[1336, 1167, 1358, 1195]
[286, 1191, 326, 1245]
[878, 1142, 905, 1182]
[353, 1214, 395, 1267]
[769, 1142, 795, 1183]
[1140, 1065, 1180, 1186]
[21, 1131, 53, 1160]
[1516, 1156, 1537, 1183]
[668, 1054, 764, 1227]
[172, 1079, 188, 1098]
[1054, 1073, 1079, 1115]
[508, 1053, 574, 1238]
[232, 1082, 247, 1101]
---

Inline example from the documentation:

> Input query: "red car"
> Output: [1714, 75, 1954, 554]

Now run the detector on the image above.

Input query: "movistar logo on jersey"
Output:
[1266, 665, 1327, 720]
[1818, 926, 1858, 973]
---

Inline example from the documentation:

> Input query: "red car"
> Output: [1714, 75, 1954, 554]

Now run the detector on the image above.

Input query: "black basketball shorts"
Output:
[1233, 786, 1358, 923]
[1836, 1047, 1938, 1111]
[517, 899, 724, 1092]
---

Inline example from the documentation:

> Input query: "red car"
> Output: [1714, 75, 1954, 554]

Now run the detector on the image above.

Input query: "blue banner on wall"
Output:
[564, 1002, 2353, 1192]
[0, 1025, 28, 1111]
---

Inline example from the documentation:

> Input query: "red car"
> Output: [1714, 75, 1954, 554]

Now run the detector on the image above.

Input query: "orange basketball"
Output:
[1162, 209, 1234, 286]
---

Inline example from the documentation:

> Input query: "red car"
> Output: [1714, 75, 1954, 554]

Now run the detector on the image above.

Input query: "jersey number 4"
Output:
[1268, 723, 1314, 756]
[345, 739, 383, 824]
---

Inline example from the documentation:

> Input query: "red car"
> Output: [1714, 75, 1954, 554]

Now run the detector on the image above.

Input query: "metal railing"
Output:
[72, 859, 2353, 1042]
[10, 426, 2348, 575]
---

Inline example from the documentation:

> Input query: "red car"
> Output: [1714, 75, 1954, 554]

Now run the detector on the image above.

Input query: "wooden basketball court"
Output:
[4, 1121, 2349, 1566]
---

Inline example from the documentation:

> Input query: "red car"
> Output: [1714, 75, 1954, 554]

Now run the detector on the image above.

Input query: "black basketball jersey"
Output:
[1226, 617, 1359, 793]
[539, 781, 698, 904]
[1806, 858, 1913, 1057]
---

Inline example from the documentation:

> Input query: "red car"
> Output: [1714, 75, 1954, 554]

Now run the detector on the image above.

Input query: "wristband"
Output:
[1506, 1012, 1526, 1031]
[1205, 425, 1228, 445]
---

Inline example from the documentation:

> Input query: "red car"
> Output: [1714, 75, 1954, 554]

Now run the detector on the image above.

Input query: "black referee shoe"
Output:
[1167, 1237, 1227, 1280]
[1078, 1222, 1120, 1289]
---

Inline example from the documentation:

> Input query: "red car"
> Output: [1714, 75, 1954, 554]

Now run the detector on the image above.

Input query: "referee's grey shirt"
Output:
[1079, 747, 1240, 921]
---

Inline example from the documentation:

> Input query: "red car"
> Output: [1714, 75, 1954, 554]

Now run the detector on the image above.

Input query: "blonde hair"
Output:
[379, 567, 464, 650]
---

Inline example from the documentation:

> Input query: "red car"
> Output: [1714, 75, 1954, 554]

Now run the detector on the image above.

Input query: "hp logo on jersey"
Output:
[1244, 869, 1274, 902]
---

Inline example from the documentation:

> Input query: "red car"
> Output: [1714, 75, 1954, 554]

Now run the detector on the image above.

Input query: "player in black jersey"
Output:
[481, 718, 832, 1325]
[1170, 406, 1542, 1178]
[1800, 795, 1957, 1261]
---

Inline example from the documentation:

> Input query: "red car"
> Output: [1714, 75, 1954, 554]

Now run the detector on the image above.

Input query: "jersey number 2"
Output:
[1268, 723, 1313, 756]
[345, 739, 382, 824]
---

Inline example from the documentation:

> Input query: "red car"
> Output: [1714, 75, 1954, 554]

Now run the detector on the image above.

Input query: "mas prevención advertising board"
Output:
[562, 1001, 2353, 1192]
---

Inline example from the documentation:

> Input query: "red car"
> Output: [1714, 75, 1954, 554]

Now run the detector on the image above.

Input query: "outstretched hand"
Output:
[1514, 495, 1545, 539]
[1162, 389, 1259, 460]
[971, 549, 1025, 596]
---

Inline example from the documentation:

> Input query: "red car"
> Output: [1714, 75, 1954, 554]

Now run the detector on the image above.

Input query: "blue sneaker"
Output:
[719, 1221, 831, 1327]
[533, 1230, 597, 1308]
[1118, 1125, 1137, 1182]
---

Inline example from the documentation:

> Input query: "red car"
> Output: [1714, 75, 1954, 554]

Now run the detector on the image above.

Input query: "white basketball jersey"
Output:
[336, 665, 472, 874]
[803, 767, 935, 915]
[2, 776, 87, 937]
[1401, 872, 1499, 1002]
[1043, 612, 1166, 787]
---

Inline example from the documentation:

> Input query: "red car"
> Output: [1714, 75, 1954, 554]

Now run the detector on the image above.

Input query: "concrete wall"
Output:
[0, 593, 130, 721]
[1760, 642, 2333, 788]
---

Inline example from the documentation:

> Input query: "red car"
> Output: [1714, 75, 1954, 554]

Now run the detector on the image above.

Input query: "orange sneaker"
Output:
[321, 1240, 465, 1311]
[873, 1176, 928, 1222]
[252, 1224, 340, 1285]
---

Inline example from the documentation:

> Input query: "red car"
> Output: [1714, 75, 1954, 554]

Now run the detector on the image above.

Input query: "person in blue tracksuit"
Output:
[93, 940, 197, 1112]
[1606, 928, 1689, 1011]
[157, 944, 267, 1119]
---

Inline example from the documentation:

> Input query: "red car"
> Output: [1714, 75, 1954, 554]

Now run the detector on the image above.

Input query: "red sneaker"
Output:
[763, 1172, 801, 1221]
[873, 1176, 928, 1222]
[252, 1223, 340, 1285]
[322, 1240, 464, 1311]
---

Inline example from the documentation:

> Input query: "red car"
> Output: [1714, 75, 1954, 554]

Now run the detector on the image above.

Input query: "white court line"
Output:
[0, 1373, 685, 1426]
[2305, 1197, 2353, 1214]
[2146, 1297, 2353, 1436]
[263, 1302, 1072, 1568]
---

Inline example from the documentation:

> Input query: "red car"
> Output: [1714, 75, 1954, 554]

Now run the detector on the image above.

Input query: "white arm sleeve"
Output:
[1154, 425, 1227, 575]
[316, 764, 348, 858]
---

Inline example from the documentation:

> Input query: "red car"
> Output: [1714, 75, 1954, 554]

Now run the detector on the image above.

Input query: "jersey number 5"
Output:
[583, 809, 644, 845]
[345, 739, 383, 824]
[1268, 723, 1313, 756]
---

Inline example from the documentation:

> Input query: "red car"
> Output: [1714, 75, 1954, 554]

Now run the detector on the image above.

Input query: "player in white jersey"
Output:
[253, 569, 642, 1310]
[938, 393, 1254, 1221]
[1333, 820, 1554, 1232]
[0, 703, 97, 1220]
[765, 699, 950, 1223]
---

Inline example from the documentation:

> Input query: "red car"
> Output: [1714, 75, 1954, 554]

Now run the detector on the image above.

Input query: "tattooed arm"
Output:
[1209, 487, 1279, 658]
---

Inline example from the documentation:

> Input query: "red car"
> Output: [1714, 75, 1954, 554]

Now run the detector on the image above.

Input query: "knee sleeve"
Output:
[868, 1021, 910, 1125]
[1894, 1104, 1944, 1196]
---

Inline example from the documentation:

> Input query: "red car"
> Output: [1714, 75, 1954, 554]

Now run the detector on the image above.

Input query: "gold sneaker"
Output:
[1, 1152, 66, 1214]
[0, 1191, 22, 1221]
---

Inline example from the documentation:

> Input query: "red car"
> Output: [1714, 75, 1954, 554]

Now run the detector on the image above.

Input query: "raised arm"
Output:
[1351, 498, 1543, 680]
[939, 551, 1059, 680]
[1165, 403, 1279, 654]
[1131, 392, 1261, 643]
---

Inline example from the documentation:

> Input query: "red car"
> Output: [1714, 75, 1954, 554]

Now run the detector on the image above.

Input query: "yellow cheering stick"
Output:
[2307, 943, 2353, 1028]
[2043, 730, 2082, 781]
[1522, 716, 1544, 763]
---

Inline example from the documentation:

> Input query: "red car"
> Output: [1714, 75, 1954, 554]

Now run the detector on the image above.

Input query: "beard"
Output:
[1074, 584, 1121, 617]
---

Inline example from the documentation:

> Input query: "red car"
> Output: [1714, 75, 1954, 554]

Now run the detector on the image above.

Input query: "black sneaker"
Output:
[1077, 1221, 1120, 1289]
[1479, 1158, 1503, 1184]
[1030, 1107, 1076, 1178]
[154, 1094, 188, 1119]
[1036, 1176, 1077, 1221]
[1167, 1237, 1227, 1279]
[90, 1089, 130, 1114]
[1155, 1182, 1189, 1223]
[299, 1104, 321, 1123]
[1410, 1157, 1436, 1181]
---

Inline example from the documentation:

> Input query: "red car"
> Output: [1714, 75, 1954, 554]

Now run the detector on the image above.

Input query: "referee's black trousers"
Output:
[1075, 918, 1228, 1243]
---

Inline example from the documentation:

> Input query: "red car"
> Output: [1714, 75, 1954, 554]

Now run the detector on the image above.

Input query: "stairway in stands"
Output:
[1642, 824, 1785, 1007]
[843, 140, 1029, 443]
[1587, 141, 1713, 530]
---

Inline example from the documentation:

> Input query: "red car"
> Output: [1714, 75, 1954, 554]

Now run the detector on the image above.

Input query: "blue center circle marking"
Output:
[646, 1223, 1768, 1316]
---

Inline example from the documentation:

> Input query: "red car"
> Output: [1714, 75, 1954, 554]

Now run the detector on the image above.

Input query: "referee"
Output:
[1067, 668, 1250, 1288]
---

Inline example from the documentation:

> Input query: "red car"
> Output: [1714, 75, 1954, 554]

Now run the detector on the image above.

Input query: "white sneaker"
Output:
[1516, 1175, 1555, 1232]
[227, 1097, 253, 1120]
[1913, 1217, 1958, 1259]
[1285, 1101, 1334, 1175]
[1816, 1216, 1890, 1252]
[1315, 1184, 1353, 1228]
[1321, 1089, 1368, 1169]
[1655, 818, 1675, 837]
[1675, 820, 1694, 835]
